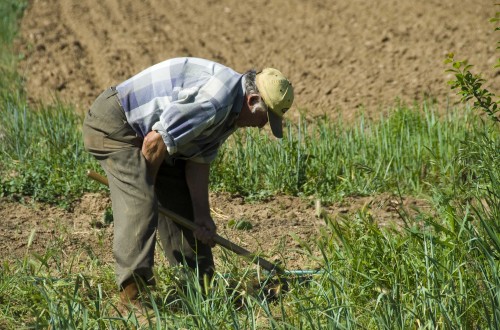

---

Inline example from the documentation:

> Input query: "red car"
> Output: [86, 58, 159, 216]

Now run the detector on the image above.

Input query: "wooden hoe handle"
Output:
[87, 170, 283, 274]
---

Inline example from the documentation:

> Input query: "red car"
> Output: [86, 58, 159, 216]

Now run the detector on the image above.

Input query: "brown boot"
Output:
[120, 279, 140, 307]
[118, 278, 155, 325]
[119, 278, 154, 312]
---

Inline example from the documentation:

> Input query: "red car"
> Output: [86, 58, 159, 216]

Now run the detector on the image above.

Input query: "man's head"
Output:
[241, 69, 294, 138]
[255, 68, 294, 138]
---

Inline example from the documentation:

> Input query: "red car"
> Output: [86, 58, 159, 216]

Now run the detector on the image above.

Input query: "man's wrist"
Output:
[152, 121, 177, 155]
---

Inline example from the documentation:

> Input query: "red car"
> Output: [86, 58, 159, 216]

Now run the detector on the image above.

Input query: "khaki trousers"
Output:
[82, 87, 214, 287]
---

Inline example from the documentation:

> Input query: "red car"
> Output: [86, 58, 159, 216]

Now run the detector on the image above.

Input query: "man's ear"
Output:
[246, 93, 261, 107]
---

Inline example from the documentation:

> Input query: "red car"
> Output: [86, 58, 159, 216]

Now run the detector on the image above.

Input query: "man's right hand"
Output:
[142, 130, 167, 179]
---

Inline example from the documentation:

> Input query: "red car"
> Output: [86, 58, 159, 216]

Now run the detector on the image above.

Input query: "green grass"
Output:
[3, 96, 495, 207]
[0, 0, 26, 102]
[0, 101, 102, 207]
[211, 106, 496, 201]
[1, 1, 500, 329]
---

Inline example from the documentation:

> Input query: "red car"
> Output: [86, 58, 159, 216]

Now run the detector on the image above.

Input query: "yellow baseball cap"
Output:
[255, 68, 294, 138]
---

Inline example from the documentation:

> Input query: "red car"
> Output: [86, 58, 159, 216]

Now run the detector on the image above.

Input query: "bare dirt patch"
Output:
[0, 193, 430, 272]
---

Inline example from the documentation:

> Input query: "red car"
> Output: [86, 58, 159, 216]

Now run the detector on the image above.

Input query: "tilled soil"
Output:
[18, 0, 498, 120]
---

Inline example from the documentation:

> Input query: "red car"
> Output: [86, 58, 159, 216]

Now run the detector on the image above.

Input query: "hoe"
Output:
[87, 170, 318, 301]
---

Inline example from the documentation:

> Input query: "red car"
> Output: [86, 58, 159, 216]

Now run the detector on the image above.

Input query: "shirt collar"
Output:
[230, 75, 245, 115]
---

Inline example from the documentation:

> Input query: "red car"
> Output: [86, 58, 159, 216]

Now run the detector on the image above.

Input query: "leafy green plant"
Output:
[227, 219, 253, 231]
[444, 10, 500, 123]
[445, 53, 499, 122]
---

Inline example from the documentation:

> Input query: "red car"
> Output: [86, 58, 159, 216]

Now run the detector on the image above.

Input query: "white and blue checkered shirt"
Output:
[116, 57, 244, 164]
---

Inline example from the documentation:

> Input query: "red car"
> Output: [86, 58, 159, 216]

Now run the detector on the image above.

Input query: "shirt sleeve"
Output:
[153, 99, 217, 155]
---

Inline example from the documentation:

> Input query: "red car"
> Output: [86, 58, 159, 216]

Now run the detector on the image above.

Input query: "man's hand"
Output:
[193, 215, 217, 247]
[142, 130, 167, 179]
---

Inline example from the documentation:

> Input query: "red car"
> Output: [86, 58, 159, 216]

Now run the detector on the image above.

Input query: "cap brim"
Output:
[267, 110, 283, 139]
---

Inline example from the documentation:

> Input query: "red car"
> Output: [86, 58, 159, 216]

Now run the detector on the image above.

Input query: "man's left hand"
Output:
[194, 215, 217, 247]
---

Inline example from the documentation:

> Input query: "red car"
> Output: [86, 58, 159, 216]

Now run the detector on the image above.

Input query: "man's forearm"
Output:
[185, 161, 216, 246]
[185, 161, 211, 219]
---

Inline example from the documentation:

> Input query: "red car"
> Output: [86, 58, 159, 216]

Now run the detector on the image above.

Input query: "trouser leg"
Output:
[100, 149, 157, 286]
[155, 160, 215, 280]
[82, 88, 155, 287]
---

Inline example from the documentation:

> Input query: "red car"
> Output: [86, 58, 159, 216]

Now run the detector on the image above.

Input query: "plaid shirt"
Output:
[116, 57, 244, 164]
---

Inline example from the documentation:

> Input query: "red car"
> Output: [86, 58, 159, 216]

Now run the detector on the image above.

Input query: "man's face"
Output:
[250, 102, 269, 128]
